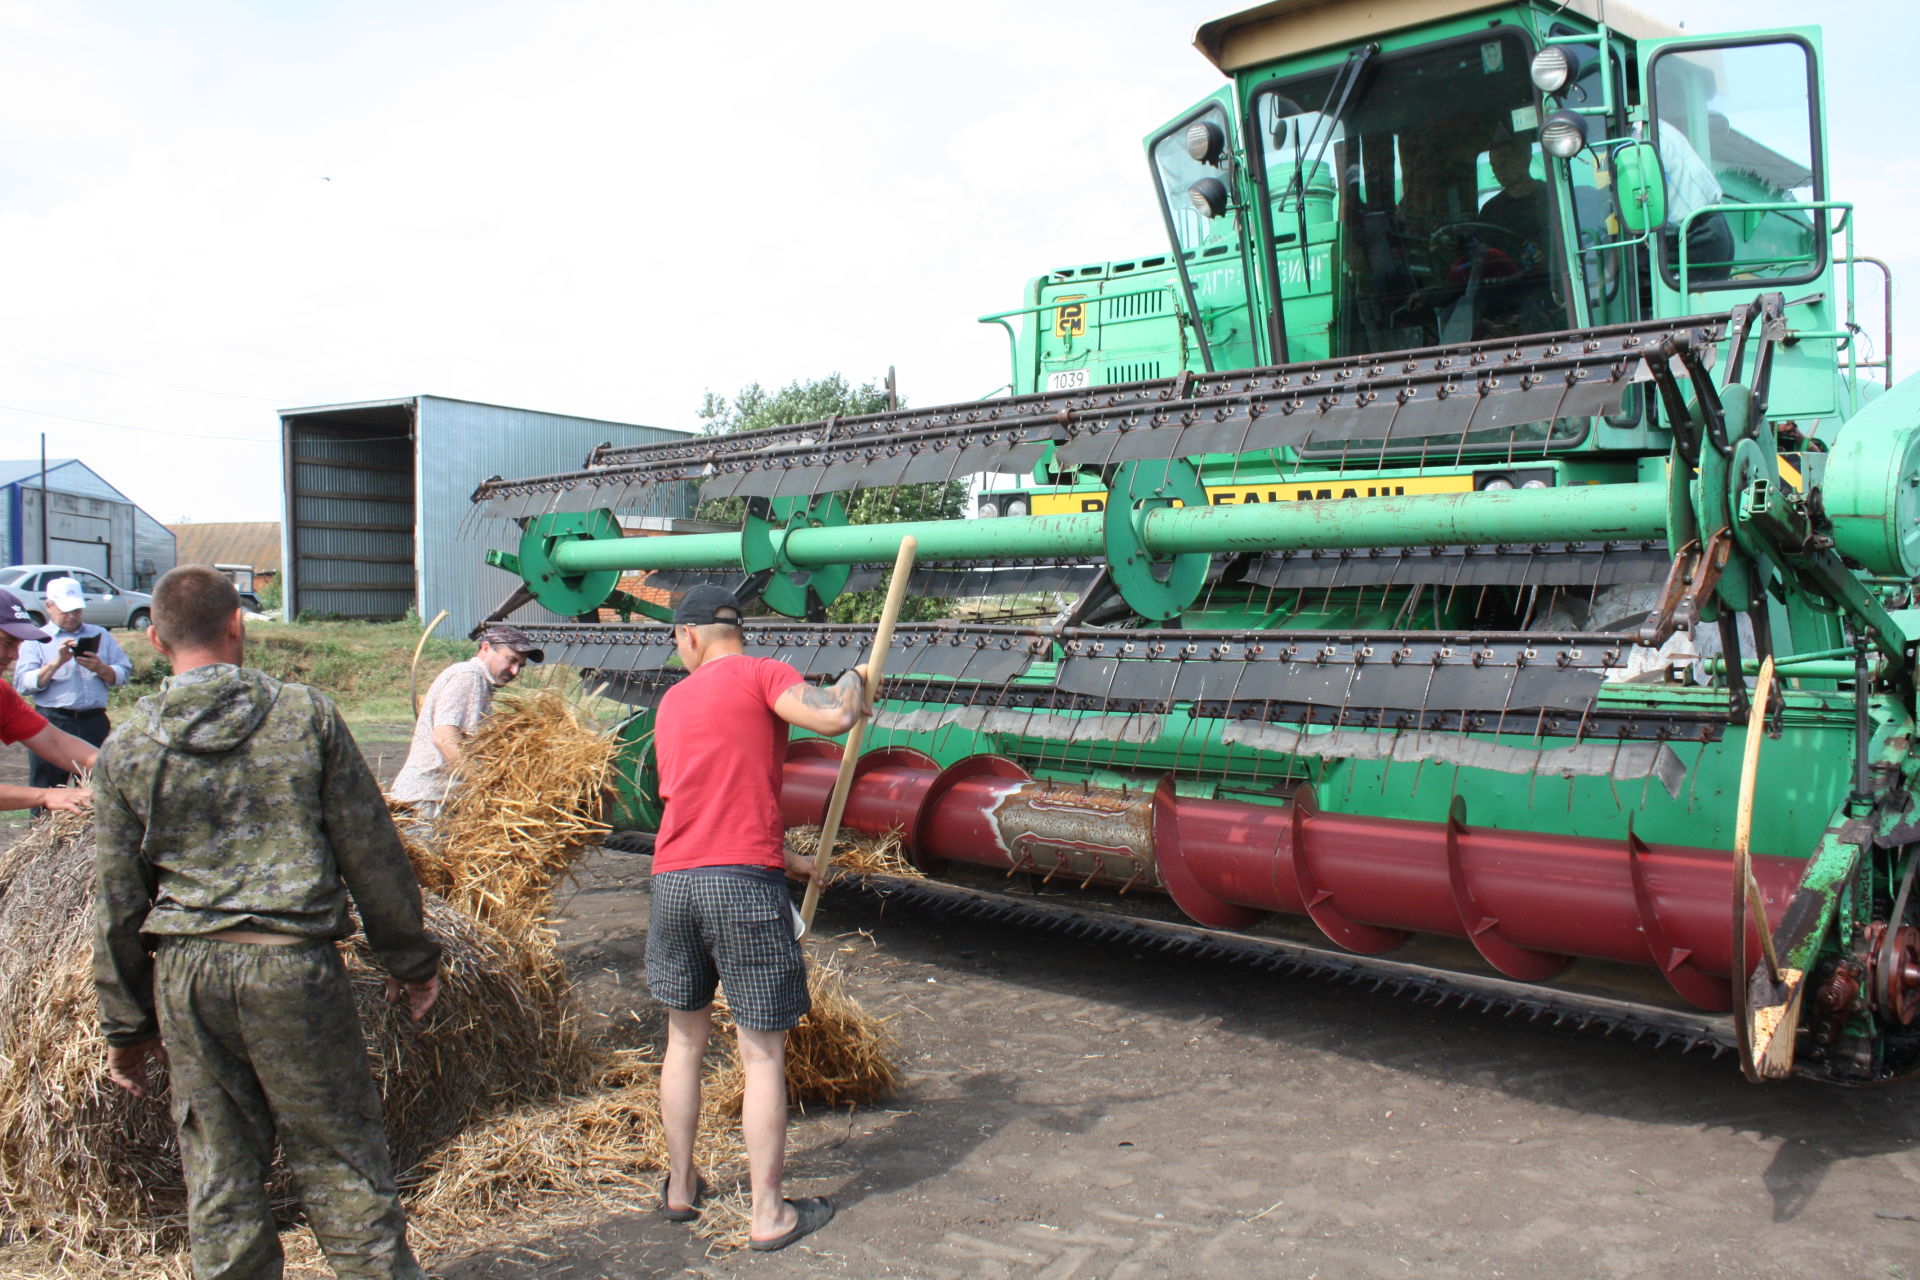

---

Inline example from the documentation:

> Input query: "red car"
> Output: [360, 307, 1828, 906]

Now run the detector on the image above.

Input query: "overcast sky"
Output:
[1, 0, 1912, 526]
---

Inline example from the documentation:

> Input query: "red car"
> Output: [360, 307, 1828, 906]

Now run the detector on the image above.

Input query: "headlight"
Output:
[1521, 478, 1550, 490]
[1185, 121, 1227, 165]
[1539, 110, 1589, 159]
[1480, 477, 1516, 492]
[1188, 177, 1229, 218]
[1530, 47, 1572, 94]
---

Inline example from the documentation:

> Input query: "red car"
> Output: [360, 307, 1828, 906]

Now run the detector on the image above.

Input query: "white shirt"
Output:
[13, 621, 132, 711]
[1656, 119, 1724, 226]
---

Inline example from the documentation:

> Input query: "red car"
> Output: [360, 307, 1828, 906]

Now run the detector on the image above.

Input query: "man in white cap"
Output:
[13, 576, 132, 800]
[389, 623, 545, 820]
[0, 587, 101, 812]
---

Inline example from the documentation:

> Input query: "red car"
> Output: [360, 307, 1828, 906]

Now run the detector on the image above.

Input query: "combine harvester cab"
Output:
[471, 1, 1920, 1083]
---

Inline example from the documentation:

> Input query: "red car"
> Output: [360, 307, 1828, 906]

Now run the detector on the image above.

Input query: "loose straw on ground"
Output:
[1, 680, 902, 1274]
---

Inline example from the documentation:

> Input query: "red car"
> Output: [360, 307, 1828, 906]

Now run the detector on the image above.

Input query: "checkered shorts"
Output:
[645, 869, 811, 1032]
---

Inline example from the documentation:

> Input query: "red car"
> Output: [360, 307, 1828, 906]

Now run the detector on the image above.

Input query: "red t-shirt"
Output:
[0, 684, 48, 746]
[652, 655, 803, 873]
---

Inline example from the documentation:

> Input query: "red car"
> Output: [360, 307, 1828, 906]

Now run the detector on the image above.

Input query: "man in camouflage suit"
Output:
[92, 565, 443, 1280]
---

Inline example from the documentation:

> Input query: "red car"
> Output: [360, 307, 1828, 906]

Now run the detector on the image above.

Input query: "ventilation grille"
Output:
[1104, 292, 1168, 321]
[1108, 361, 1163, 384]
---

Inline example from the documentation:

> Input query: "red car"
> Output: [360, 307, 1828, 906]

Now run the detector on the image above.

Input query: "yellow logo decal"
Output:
[1054, 295, 1088, 339]
[1028, 473, 1476, 515]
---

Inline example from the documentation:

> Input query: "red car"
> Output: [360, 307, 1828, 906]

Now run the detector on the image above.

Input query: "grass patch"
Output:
[109, 620, 472, 722]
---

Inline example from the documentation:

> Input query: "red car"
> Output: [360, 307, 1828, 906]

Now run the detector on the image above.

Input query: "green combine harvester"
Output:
[471, 0, 1920, 1083]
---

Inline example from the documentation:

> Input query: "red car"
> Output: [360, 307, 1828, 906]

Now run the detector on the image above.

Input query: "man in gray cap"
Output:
[389, 623, 544, 819]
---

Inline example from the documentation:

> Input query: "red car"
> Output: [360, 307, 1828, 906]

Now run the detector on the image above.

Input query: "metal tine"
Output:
[699, 470, 745, 502]
[896, 448, 963, 487]
[556, 483, 600, 514]
[862, 454, 916, 490]
[819, 454, 872, 492]
[770, 467, 820, 500]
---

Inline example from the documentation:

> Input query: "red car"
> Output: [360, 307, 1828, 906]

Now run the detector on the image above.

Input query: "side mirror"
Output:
[1611, 140, 1668, 235]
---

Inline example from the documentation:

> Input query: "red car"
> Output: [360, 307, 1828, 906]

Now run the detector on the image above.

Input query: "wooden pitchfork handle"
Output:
[409, 610, 451, 718]
[798, 537, 918, 933]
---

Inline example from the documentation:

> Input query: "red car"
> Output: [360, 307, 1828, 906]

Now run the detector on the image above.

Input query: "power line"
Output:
[0, 400, 276, 444]
[0, 341, 288, 402]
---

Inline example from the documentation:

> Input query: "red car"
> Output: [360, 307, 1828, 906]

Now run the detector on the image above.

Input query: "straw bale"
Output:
[711, 961, 899, 1112]
[0, 818, 599, 1270]
[429, 689, 616, 950]
[1, 689, 903, 1272]
[786, 824, 923, 878]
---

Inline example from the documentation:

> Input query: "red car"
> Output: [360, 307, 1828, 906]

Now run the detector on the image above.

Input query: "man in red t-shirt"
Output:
[647, 584, 867, 1252]
[0, 588, 100, 813]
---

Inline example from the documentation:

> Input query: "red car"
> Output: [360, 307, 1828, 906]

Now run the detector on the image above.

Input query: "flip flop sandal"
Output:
[658, 1172, 706, 1222]
[749, 1196, 835, 1252]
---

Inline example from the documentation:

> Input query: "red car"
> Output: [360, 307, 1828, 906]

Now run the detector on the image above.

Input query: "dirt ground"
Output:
[7, 730, 1919, 1279]
[431, 851, 1916, 1280]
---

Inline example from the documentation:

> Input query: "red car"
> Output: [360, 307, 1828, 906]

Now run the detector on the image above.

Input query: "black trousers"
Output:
[1663, 212, 1735, 284]
[29, 705, 111, 791]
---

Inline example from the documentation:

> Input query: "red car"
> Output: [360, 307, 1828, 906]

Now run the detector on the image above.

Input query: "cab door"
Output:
[1636, 28, 1838, 420]
[1144, 89, 1262, 374]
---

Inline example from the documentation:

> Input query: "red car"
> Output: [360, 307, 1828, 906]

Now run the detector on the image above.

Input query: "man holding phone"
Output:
[13, 576, 131, 794]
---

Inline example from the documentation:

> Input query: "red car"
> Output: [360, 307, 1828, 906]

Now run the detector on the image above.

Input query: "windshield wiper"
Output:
[1286, 41, 1378, 295]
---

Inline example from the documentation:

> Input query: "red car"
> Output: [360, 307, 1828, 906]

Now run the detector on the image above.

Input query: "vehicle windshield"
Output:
[1248, 29, 1581, 453]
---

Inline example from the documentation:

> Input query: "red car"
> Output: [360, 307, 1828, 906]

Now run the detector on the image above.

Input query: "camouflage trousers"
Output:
[154, 936, 426, 1280]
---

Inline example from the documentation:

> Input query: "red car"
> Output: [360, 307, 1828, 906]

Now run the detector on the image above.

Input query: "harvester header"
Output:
[470, 1, 1920, 1083]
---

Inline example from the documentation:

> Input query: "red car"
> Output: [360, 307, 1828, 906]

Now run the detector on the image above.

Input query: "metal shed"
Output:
[279, 396, 692, 627]
[0, 457, 177, 588]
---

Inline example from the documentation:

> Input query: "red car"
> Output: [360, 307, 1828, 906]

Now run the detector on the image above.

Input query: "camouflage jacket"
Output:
[92, 663, 441, 1046]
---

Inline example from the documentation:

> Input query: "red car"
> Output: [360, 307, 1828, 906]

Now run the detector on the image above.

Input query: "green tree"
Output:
[695, 374, 965, 623]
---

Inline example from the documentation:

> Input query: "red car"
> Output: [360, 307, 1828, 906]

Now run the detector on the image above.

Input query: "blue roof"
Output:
[0, 458, 135, 505]
[0, 458, 80, 486]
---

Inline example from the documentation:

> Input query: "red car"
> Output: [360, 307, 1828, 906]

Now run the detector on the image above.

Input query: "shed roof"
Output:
[1193, 0, 1685, 73]
[0, 458, 119, 497]
[169, 521, 283, 573]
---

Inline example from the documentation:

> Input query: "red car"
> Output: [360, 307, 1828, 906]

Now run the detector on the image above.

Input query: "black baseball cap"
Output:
[673, 585, 743, 627]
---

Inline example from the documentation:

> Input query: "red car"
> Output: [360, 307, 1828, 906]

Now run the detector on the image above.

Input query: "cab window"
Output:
[1248, 30, 1584, 453]
[1648, 38, 1822, 289]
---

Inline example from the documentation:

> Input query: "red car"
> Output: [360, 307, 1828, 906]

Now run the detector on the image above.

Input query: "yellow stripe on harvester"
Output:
[1027, 472, 1477, 516]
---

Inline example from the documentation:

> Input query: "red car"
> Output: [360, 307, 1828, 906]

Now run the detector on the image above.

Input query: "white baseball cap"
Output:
[45, 577, 87, 611]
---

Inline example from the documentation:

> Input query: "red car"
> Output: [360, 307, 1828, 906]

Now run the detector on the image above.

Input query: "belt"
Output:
[44, 706, 108, 720]
[204, 929, 304, 946]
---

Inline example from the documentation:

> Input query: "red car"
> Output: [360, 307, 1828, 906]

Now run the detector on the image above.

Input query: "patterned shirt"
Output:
[389, 657, 497, 802]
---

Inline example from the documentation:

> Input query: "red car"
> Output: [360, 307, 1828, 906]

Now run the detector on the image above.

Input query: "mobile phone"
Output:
[73, 634, 100, 657]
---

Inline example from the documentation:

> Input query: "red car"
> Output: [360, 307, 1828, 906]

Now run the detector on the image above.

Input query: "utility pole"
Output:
[38, 433, 49, 562]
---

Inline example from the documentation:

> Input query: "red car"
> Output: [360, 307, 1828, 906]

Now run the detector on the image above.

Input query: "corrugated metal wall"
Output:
[130, 511, 178, 589]
[0, 486, 12, 564]
[415, 397, 691, 630]
[281, 397, 690, 627]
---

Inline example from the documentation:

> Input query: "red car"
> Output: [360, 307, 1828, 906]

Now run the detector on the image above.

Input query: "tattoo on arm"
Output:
[797, 681, 845, 711]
